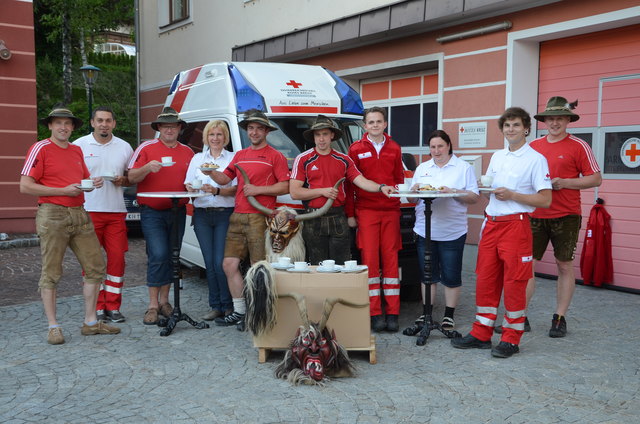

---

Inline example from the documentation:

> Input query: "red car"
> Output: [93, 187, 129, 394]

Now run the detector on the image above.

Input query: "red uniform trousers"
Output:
[89, 212, 128, 311]
[356, 208, 401, 316]
[471, 216, 532, 345]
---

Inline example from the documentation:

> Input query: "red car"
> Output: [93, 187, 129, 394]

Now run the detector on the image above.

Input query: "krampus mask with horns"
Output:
[235, 164, 344, 258]
[244, 261, 368, 385]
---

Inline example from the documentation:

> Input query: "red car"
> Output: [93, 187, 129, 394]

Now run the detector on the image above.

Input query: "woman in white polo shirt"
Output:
[184, 120, 237, 321]
[405, 130, 479, 333]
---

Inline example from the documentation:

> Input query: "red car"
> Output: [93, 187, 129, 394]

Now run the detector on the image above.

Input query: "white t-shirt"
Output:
[484, 143, 551, 217]
[184, 148, 236, 208]
[73, 134, 133, 213]
[411, 154, 479, 241]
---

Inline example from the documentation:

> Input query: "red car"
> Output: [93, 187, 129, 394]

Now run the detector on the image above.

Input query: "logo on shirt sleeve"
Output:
[521, 255, 533, 263]
[358, 152, 372, 159]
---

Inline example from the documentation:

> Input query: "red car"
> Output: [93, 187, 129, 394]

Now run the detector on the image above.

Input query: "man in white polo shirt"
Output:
[451, 107, 552, 358]
[74, 106, 134, 322]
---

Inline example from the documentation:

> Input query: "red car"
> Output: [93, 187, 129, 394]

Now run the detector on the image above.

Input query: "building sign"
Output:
[604, 131, 640, 175]
[458, 122, 487, 148]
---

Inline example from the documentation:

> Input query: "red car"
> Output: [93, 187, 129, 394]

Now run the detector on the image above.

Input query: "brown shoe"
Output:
[143, 307, 159, 325]
[81, 321, 121, 336]
[47, 327, 65, 345]
[159, 303, 173, 318]
[202, 310, 224, 321]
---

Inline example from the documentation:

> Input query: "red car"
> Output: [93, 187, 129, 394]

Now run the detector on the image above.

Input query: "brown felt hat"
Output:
[151, 107, 187, 131]
[303, 115, 343, 142]
[39, 107, 83, 129]
[534, 96, 580, 122]
[238, 109, 278, 131]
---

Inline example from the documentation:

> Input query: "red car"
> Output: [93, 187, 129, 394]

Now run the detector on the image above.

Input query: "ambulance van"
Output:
[159, 62, 418, 290]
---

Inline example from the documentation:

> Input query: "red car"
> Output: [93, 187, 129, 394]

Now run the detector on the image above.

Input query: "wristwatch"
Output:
[378, 184, 386, 192]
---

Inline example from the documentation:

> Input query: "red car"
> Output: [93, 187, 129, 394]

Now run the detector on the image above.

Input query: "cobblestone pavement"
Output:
[1, 242, 639, 423]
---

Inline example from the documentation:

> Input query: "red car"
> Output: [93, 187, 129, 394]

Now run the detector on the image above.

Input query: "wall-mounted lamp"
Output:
[436, 21, 512, 44]
[0, 40, 11, 60]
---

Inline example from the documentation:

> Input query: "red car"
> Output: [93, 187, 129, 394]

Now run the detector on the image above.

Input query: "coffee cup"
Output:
[294, 261, 308, 271]
[192, 179, 203, 189]
[81, 179, 94, 189]
[344, 260, 357, 270]
[320, 259, 335, 270]
[480, 175, 493, 187]
[397, 183, 410, 192]
[161, 156, 173, 164]
[278, 257, 291, 267]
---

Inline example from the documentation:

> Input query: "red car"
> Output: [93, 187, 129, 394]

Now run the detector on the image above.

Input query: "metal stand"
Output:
[157, 197, 209, 336]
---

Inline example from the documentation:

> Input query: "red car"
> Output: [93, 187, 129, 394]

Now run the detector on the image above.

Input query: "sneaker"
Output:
[451, 333, 491, 349]
[386, 314, 399, 332]
[495, 317, 531, 334]
[491, 341, 520, 358]
[371, 315, 386, 332]
[81, 321, 121, 336]
[159, 303, 173, 318]
[202, 310, 224, 321]
[236, 318, 246, 332]
[215, 311, 245, 327]
[441, 317, 455, 331]
[105, 310, 126, 323]
[47, 327, 65, 345]
[96, 310, 106, 322]
[549, 314, 567, 338]
[143, 308, 159, 325]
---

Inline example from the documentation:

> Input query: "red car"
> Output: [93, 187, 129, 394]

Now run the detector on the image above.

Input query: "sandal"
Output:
[441, 317, 455, 331]
[143, 308, 159, 325]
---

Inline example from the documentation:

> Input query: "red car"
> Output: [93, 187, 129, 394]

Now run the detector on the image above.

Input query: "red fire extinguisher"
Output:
[580, 198, 613, 287]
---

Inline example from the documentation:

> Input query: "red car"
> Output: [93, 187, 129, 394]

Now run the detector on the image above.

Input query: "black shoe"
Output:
[105, 310, 126, 323]
[549, 314, 567, 338]
[371, 315, 386, 332]
[215, 311, 245, 327]
[451, 333, 491, 349]
[403, 315, 425, 336]
[236, 318, 246, 332]
[495, 317, 530, 334]
[96, 310, 106, 322]
[491, 341, 520, 358]
[386, 315, 399, 332]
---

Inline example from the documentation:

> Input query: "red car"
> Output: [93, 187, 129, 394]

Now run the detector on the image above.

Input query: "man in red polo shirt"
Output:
[347, 107, 404, 333]
[290, 115, 394, 265]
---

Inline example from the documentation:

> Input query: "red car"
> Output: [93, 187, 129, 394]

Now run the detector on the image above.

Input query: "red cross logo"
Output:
[625, 143, 640, 162]
[286, 80, 302, 88]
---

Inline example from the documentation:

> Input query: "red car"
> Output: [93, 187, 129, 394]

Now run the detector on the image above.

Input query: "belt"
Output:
[196, 207, 234, 212]
[306, 206, 344, 215]
[485, 213, 529, 222]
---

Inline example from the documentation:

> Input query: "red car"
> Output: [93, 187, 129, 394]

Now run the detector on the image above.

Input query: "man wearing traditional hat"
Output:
[206, 109, 290, 330]
[74, 106, 133, 323]
[20, 106, 121, 345]
[347, 106, 404, 333]
[290, 115, 394, 264]
[127, 107, 194, 325]
[528, 96, 601, 338]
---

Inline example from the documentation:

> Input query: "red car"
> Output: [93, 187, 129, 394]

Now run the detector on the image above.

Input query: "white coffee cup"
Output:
[321, 259, 335, 270]
[344, 260, 357, 270]
[278, 257, 291, 267]
[480, 175, 493, 187]
[161, 156, 173, 164]
[397, 183, 410, 192]
[81, 179, 94, 189]
[192, 179, 203, 189]
[294, 261, 308, 271]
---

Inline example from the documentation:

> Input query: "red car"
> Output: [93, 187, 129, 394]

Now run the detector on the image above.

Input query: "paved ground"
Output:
[1, 238, 639, 423]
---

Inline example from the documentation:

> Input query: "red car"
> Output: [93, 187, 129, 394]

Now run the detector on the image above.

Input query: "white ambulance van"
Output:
[159, 62, 367, 268]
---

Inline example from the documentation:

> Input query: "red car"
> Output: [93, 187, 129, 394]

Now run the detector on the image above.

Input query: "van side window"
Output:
[179, 120, 233, 154]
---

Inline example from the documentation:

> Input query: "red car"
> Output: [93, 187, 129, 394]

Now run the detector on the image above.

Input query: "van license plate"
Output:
[126, 213, 140, 221]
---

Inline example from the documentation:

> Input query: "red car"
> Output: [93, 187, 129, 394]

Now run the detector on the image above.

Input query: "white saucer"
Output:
[341, 265, 368, 273]
[479, 187, 495, 192]
[287, 268, 311, 273]
[161, 162, 175, 167]
[74, 185, 95, 192]
[199, 166, 219, 172]
[317, 265, 343, 273]
[100, 175, 117, 181]
[271, 263, 293, 270]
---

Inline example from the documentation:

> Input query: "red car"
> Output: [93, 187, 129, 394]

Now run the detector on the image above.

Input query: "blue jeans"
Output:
[416, 233, 466, 288]
[140, 206, 186, 287]
[193, 207, 234, 312]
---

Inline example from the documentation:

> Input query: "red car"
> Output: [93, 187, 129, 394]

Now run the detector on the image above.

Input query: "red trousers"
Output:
[356, 208, 401, 316]
[471, 217, 532, 345]
[90, 212, 128, 311]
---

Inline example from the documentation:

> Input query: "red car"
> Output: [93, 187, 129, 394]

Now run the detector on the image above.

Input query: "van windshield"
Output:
[240, 117, 364, 168]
